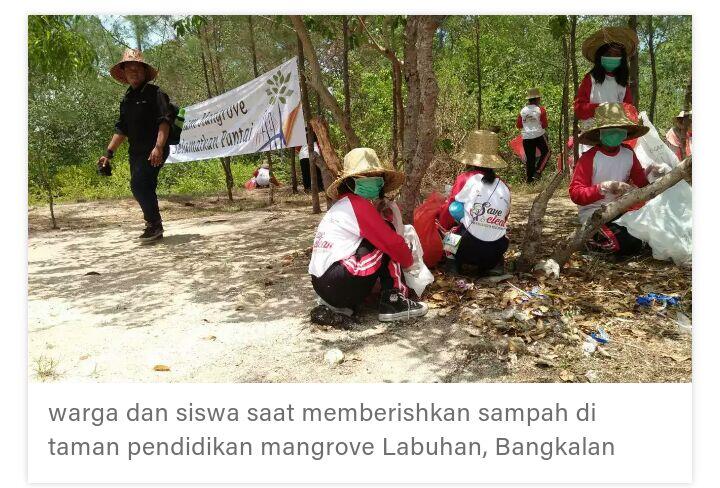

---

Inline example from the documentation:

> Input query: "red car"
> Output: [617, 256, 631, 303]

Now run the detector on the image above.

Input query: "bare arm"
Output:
[148, 122, 170, 166]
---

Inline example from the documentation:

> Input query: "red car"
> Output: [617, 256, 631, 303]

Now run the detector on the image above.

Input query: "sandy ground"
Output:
[28, 188, 691, 383]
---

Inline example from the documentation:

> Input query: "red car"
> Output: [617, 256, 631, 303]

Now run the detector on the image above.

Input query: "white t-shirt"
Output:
[454, 175, 511, 242]
[520, 105, 545, 139]
[256, 167, 271, 186]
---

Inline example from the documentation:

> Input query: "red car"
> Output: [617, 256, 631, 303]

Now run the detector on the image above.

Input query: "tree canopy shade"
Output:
[27, 15, 691, 219]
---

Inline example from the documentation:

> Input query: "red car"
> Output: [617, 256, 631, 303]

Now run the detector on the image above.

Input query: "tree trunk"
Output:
[561, 34, 570, 171]
[398, 16, 443, 224]
[570, 15, 580, 163]
[290, 16, 361, 149]
[342, 16, 352, 153]
[679, 74, 692, 159]
[297, 32, 321, 214]
[247, 16, 274, 204]
[516, 29, 571, 271]
[628, 15, 640, 106]
[515, 171, 566, 271]
[47, 187, 57, 229]
[474, 16, 482, 129]
[647, 16, 658, 123]
[290, 149, 298, 194]
[552, 157, 692, 268]
[358, 16, 404, 165]
[201, 23, 233, 201]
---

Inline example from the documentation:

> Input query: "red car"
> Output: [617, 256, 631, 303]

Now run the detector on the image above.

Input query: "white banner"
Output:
[167, 57, 306, 163]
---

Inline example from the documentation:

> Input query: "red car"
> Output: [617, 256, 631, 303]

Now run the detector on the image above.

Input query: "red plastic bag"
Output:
[244, 178, 257, 190]
[413, 192, 444, 268]
[509, 134, 540, 163]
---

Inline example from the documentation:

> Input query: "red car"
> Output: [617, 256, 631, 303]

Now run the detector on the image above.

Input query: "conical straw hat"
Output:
[110, 48, 159, 84]
[578, 102, 649, 146]
[453, 130, 507, 169]
[581, 27, 639, 63]
[326, 148, 404, 200]
[526, 87, 542, 99]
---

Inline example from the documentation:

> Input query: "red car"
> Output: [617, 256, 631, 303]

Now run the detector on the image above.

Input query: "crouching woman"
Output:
[439, 130, 511, 275]
[570, 102, 668, 256]
[309, 148, 428, 322]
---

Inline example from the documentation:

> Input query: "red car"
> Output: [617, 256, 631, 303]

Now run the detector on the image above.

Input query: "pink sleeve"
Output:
[350, 195, 413, 268]
[574, 74, 599, 120]
[569, 149, 604, 205]
[540, 107, 548, 128]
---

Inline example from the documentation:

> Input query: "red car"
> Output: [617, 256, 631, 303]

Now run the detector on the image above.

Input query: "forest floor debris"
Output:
[28, 188, 691, 383]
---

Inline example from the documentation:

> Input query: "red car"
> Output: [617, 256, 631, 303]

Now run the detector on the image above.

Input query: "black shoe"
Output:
[378, 289, 428, 322]
[138, 223, 163, 242]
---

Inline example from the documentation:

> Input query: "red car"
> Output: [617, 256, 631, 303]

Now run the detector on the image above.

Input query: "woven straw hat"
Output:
[453, 130, 507, 169]
[581, 27, 638, 63]
[526, 87, 542, 99]
[110, 49, 158, 84]
[578, 102, 649, 146]
[326, 148, 404, 200]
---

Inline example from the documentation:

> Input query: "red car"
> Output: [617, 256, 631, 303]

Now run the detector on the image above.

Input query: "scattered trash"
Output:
[585, 370, 599, 383]
[456, 279, 474, 292]
[534, 259, 560, 279]
[582, 337, 597, 356]
[324, 348, 344, 366]
[590, 326, 610, 344]
[153, 364, 170, 372]
[636, 293, 680, 307]
[201, 335, 217, 341]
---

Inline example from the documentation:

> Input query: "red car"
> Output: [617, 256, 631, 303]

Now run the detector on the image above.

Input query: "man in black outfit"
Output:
[98, 49, 173, 242]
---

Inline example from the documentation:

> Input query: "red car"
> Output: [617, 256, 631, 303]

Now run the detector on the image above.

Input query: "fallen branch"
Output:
[515, 169, 567, 272]
[552, 156, 692, 268]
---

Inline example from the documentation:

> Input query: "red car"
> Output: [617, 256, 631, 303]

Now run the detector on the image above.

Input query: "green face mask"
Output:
[601, 56, 622, 72]
[600, 128, 628, 147]
[353, 176, 385, 200]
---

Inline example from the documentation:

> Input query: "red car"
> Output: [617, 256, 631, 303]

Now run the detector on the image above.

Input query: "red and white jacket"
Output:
[574, 73, 633, 131]
[569, 144, 649, 223]
[308, 193, 413, 278]
[439, 170, 511, 242]
[516, 105, 548, 139]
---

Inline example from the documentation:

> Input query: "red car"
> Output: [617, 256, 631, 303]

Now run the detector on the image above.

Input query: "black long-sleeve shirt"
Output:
[114, 82, 173, 162]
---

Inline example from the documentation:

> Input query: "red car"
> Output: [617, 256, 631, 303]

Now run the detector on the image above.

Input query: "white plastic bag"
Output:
[402, 224, 434, 297]
[615, 112, 692, 266]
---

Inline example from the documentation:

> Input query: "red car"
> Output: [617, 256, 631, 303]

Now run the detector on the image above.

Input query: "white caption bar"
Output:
[28, 383, 691, 484]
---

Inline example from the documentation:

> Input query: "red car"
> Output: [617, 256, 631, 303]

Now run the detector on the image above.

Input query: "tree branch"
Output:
[552, 157, 692, 268]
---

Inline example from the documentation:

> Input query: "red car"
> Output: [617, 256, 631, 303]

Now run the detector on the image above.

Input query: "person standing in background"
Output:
[516, 88, 549, 183]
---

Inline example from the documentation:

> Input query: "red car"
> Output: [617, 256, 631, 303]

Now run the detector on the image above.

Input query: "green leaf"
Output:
[279, 96, 287, 104]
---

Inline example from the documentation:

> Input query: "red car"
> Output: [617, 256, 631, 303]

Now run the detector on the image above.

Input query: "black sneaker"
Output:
[378, 289, 428, 322]
[138, 223, 163, 243]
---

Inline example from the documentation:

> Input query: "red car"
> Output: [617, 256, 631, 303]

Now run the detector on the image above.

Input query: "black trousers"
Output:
[589, 221, 644, 257]
[522, 135, 549, 182]
[455, 226, 509, 272]
[129, 156, 162, 225]
[311, 240, 406, 309]
[300, 158, 324, 191]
